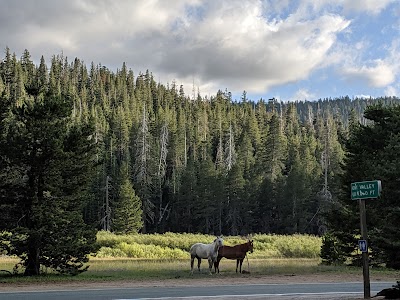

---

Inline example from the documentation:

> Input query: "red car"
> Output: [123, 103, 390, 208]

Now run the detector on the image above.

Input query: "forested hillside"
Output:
[1, 48, 400, 238]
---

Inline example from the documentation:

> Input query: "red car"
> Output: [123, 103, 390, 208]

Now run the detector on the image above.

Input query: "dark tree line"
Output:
[322, 104, 400, 269]
[0, 48, 399, 273]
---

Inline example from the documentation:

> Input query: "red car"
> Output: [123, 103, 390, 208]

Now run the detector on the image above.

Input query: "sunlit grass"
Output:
[1, 230, 398, 285]
[2, 256, 397, 285]
[0, 256, 16, 273]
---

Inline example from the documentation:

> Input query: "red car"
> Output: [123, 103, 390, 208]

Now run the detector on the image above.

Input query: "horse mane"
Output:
[213, 236, 223, 251]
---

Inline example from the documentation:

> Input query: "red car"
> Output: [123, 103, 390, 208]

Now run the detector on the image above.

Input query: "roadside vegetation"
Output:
[2, 232, 398, 284]
[0, 231, 321, 279]
[95, 231, 321, 259]
[1, 256, 398, 284]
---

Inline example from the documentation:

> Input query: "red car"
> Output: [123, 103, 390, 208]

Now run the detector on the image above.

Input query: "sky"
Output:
[1, 0, 399, 102]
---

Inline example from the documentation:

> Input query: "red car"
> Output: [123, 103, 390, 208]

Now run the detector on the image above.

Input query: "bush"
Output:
[274, 234, 321, 258]
[95, 231, 322, 259]
[320, 233, 347, 265]
[96, 247, 127, 258]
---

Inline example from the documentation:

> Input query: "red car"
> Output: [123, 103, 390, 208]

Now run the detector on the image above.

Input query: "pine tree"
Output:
[225, 164, 246, 235]
[323, 104, 400, 269]
[0, 89, 98, 275]
[113, 164, 143, 233]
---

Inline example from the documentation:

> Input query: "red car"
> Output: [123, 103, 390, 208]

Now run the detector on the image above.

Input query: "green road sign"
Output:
[351, 180, 381, 200]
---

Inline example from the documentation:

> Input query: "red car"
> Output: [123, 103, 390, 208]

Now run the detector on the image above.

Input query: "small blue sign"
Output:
[358, 240, 367, 252]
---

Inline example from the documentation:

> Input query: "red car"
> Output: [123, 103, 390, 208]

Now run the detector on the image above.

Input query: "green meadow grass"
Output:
[1, 232, 398, 284]
[0, 257, 320, 282]
[1, 256, 397, 284]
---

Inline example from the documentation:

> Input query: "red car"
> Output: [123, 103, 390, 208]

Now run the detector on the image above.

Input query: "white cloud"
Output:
[340, 0, 396, 15]
[341, 60, 395, 87]
[301, 0, 396, 15]
[354, 94, 372, 99]
[156, 1, 350, 94]
[339, 38, 400, 89]
[384, 85, 398, 97]
[290, 88, 316, 101]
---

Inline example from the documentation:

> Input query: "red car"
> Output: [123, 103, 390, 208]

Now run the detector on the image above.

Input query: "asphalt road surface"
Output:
[0, 281, 394, 300]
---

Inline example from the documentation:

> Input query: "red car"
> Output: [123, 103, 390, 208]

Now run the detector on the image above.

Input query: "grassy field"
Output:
[1, 232, 398, 284]
[1, 256, 398, 284]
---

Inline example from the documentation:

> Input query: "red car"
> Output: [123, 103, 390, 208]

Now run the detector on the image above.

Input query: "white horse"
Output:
[190, 236, 224, 275]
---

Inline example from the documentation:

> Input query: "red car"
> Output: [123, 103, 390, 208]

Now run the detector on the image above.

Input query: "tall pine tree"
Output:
[0, 88, 98, 275]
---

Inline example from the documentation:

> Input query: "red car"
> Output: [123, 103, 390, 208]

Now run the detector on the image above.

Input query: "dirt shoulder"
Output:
[0, 272, 397, 292]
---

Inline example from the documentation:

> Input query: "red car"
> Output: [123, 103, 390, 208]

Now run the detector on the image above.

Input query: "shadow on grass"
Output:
[0, 258, 398, 285]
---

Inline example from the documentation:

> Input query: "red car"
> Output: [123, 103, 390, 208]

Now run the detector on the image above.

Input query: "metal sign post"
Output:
[351, 180, 381, 300]
[359, 199, 370, 299]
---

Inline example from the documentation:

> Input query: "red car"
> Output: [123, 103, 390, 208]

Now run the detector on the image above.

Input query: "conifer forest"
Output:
[1, 48, 399, 274]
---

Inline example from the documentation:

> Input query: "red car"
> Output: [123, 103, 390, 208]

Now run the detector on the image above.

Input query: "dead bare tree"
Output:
[101, 175, 112, 231]
[215, 118, 224, 171]
[157, 122, 170, 225]
[225, 122, 236, 173]
[134, 104, 155, 231]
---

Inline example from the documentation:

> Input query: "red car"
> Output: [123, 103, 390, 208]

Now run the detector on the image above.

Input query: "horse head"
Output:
[247, 239, 254, 253]
[214, 236, 224, 249]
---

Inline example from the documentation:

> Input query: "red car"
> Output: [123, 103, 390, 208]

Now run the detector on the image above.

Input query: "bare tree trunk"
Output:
[215, 118, 224, 170]
[157, 123, 169, 226]
[24, 245, 40, 276]
[102, 175, 112, 231]
[135, 104, 154, 232]
[225, 122, 236, 172]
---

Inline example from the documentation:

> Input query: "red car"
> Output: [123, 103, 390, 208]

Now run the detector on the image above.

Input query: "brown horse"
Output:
[214, 239, 254, 273]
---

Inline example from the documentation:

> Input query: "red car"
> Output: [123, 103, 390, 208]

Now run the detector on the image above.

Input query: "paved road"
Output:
[0, 282, 393, 300]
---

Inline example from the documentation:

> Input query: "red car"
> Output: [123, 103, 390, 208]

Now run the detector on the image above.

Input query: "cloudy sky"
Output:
[1, 0, 399, 101]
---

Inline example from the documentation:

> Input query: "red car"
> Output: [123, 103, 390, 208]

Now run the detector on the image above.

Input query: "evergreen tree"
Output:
[173, 159, 197, 232]
[113, 163, 143, 233]
[225, 164, 246, 235]
[323, 104, 400, 269]
[0, 89, 98, 275]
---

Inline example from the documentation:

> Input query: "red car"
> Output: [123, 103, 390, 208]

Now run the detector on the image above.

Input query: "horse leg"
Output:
[214, 257, 221, 274]
[190, 256, 195, 274]
[239, 259, 244, 273]
[236, 259, 239, 273]
[207, 257, 213, 275]
[197, 258, 201, 272]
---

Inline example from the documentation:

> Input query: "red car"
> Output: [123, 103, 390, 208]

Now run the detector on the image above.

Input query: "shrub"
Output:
[320, 233, 347, 265]
[273, 235, 321, 258]
[95, 231, 322, 259]
[96, 247, 127, 258]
